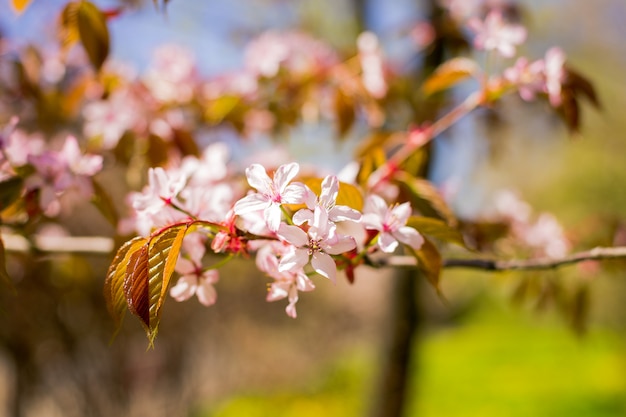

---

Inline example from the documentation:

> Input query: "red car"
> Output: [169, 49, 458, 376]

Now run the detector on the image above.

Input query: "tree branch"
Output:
[377, 246, 626, 271]
[3, 233, 626, 273]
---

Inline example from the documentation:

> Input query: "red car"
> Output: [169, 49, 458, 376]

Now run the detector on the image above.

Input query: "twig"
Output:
[3, 233, 626, 273]
[377, 246, 626, 271]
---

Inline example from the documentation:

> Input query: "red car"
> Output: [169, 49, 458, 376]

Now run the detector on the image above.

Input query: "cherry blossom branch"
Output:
[376, 246, 626, 271]
[5, 230, 626, 274]
[368, 91, 485, 188]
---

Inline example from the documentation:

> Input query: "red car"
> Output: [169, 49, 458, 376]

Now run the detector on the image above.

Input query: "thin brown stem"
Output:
[375, 246, 626, 271]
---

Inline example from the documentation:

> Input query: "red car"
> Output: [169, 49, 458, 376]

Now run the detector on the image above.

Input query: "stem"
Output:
[368, 91, 484, 189]
[206, 254, 235, 270]
[280, 205, 295, 226]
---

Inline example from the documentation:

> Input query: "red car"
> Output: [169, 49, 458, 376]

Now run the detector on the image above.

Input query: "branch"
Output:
[377, 246, 626, 271]
[4, 232, 626, 273]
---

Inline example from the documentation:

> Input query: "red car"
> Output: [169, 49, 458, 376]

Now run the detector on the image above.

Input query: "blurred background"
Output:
[1, 0, 626, 416]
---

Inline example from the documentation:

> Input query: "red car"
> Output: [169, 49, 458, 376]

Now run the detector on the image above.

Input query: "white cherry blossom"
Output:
[361, 195, 424, 253]
[234, 162, 306, 232]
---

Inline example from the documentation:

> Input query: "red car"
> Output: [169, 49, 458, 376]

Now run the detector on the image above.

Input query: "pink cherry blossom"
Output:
[544, 47, 566, 107]
[170, 237, 219, 307]
[256, 242, 315, 318]
[357, 31, 388, 99]
[503, 57, 546, 102]
[361, 195, 424, 253]
[234, 162, 306, 232]
[143, 44, 198, 103]
[468, 10, 527, 58]
[132, 167, 187, 214]
[83, 90, 142, 149]
[293, 175, 361, 226]
[244, 31, 338, 79]
[277, 207, 356, 283]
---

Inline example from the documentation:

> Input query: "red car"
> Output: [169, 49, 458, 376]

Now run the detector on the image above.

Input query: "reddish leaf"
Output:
[104, 237, 147, 332]
[409, 237, 442, 292]
[91, 178, 119, 226]
[123, 244, 150, 330]
[148, 225, 188, 332]
[392, 171, 457, 226]
[10, 0, 32, 14]
[333, 89, 356, 138]
[0, 237, 15, 293]
[422, 57, 479, 96]
[76, 1, 110, 71]
[407, 216, 468, 248]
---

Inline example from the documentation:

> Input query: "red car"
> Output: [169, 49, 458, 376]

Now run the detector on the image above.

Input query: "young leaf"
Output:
[392, 171, 457, 226]
[422, 57, 479, 96]
[0, 176, 24, 212]
[409, 237, 442, 292]
[148, 225, 188, 333]
[301, 177, 364, 211]
[333, 88, 356, 138]
[0, 238, 15, 293]
[123, 244, 150, 330]
[10, 0, 32, 14]
[407, 216, 468, 248]
[76, 1, 110, 71]
[104, 236, 148, 332]
[91, 178, 119, 226]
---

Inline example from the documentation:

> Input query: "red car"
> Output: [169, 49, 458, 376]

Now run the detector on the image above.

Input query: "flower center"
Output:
[307, 238, 323, 255]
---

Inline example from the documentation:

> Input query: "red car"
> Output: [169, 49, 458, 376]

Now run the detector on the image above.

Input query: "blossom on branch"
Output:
[293, 175, 361, 226]
[234, 162, 306, 232]
[362, 195, 424, 253]
[468, 10, 527, 58]
[170, 234, 218, 307]
[277, 207, 356, 283]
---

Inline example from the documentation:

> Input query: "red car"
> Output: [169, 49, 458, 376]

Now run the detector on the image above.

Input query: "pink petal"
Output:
[264, 203, 283, 232]
[292, 208, 313, 226]
[234, 193, 269, 214]
[319, 175, 339, 207]
[170, 275, 198, 302]
[323, 235, 356, 255]
[394, 227, 424, 250]
[196, 282, 217, 306]
[274, 162, 299, 193]
[378, 232, 399, 253]
[364, 194, 388, 219]
[390, 202, 412, 225]
[279, 247, 309, 272]
[245, 164, 272, 194]
[277, 224, 308, 247]
[281, 183, 307, 205]
[311, 252, 336, 283]
[329, 205, 362, 222]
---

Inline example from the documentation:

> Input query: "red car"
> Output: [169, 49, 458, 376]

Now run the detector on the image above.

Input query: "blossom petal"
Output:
[390, 202, 412, 225]
[281, 183, 307, 205]
[245, 164, 273, 194]
[364, 194, 388, 219]
[292, 208, 313, 226]
[279, 247, 309, 273]
[378, 232, 399, 253]
[234, 193, 269, 215]
[329, 205, 362, 222]
[319, 175, 339, 208]
[323, 235, 356, 255]
[394, 227, 424, 250]
[311, 252, 337, 283]
[274, 162, 300, 193]
[277, 223, 309, 247]
[170, 275, 198, 302]
[196, 282, 217, 306]
[264, 203, 283, 232]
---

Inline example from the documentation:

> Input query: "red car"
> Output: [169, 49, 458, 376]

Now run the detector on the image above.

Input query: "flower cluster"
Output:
[1, 121, 102, 217]
[124, 158, 426, 318]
